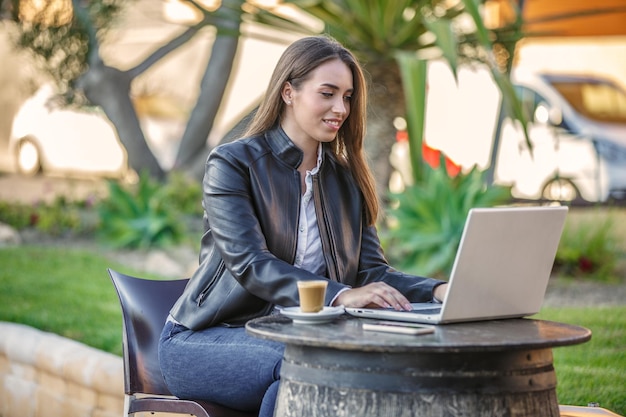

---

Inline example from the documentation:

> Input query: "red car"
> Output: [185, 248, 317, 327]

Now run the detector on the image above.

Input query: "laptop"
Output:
[345, 205, 568, 324]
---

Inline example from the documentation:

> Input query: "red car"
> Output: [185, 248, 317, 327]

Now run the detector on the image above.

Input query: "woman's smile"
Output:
[323, 118, 342, 131]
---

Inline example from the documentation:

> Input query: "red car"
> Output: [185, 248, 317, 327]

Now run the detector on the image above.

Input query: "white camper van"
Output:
[392, 64, 626, 203]
[495, 69, 626, 202]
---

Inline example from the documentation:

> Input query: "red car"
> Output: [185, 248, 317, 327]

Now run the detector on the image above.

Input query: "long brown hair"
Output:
[245, 35, 379, 225]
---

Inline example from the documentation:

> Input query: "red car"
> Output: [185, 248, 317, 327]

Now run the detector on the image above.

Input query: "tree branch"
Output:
[126, 22, 205, 79]
[126, 2, 245, 80]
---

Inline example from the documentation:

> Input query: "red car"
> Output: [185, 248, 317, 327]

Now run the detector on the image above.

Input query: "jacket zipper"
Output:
[196, 260, 225, 306]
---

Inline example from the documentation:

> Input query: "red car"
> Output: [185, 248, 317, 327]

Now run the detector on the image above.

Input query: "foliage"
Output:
[10, 0, 130, 95]
[162, 171, 204, 217]
[0, 173, 203, 248]
[554, 214, 622, 282]
[397, 57, 529, 186]
[382, 154, 511, 278]
[0, 195, 95, 236]
[96, 173, 186, 249]
[267, 0, 522, 66]
[0, 200, 33, 229]
[31, 196, 83, 235]
[396, 54, 428, 183]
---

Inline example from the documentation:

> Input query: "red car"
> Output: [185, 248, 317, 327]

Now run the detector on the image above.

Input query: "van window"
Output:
[513, 85, 570, 130]
[548, 80, 626, 124]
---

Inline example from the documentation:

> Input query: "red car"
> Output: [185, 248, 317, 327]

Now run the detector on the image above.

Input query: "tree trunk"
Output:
[363, 61, 406, 204]
[175, 0, 244, 180]
[76, 62, 165, 180]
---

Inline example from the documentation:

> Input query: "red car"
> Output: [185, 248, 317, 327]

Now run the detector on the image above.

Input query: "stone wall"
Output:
[0, 322, 124, 417]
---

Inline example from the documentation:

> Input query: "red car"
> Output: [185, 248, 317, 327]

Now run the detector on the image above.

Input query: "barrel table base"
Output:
[275, 345, 561, 417]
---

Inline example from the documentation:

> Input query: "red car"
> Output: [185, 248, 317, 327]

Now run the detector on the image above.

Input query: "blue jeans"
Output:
[159, 320, 285, 417]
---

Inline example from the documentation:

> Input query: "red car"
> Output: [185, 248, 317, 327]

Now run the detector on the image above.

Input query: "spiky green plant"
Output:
[382, 157, 511, 278]
[96, 173, 184, 249]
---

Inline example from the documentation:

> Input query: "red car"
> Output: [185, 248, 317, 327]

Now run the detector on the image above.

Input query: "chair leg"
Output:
[123, 395, 132, 417]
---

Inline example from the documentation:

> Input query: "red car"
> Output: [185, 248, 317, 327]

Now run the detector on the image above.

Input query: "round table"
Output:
[246, 314, 591, 417]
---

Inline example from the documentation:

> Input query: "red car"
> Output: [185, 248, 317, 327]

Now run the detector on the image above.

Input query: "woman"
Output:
[158, 35, 448, 417]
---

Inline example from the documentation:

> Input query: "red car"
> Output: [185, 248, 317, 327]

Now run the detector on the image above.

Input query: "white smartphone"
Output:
[362, 321, 435, 336]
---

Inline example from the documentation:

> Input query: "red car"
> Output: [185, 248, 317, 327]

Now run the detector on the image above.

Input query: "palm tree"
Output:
[256, 0, 524, 197]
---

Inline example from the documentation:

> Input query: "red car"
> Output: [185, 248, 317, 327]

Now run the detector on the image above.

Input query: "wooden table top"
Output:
[246, 314, 591, 353]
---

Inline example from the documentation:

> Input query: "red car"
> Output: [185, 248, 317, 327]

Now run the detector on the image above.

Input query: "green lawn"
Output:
[535, 307, 626, 414]
[1, 246, 624, 415]
[0, 245, 165, 356]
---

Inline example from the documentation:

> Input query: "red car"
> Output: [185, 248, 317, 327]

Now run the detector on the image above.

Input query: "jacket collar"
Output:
[265, 125, 303, 169]
[265, 125, 334, 170]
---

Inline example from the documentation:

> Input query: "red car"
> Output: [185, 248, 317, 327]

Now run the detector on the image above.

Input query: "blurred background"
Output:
[0, 0, 625, 206]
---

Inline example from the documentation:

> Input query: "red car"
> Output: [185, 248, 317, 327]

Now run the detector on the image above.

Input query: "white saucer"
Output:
[280, 306, 345, 324]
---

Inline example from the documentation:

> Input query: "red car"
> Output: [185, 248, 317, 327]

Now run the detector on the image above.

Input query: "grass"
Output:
[0, 245, 165, 356]
[534, 307, 626, 415]
[1, 245, 624, 415]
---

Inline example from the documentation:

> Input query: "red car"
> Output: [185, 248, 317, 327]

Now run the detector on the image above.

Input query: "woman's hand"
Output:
[332, 282, 413, 311]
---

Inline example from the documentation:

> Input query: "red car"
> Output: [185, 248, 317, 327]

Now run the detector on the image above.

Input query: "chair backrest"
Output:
[108, 268, 188, 396]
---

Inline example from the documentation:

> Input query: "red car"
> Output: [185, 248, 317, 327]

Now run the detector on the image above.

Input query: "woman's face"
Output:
[281, 58, 353, 151]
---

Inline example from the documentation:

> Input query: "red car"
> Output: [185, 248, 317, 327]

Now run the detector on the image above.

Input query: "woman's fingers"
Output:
[366, 285, 407, 310]
[335, 282, 412, 310]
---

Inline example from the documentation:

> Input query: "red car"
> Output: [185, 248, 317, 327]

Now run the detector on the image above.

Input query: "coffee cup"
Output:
[297, 280, 328, 313]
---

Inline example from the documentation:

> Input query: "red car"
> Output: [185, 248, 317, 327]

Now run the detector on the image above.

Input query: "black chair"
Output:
[108, 268, 257, 417]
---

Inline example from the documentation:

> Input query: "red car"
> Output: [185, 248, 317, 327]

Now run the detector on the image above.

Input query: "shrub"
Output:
[0, 201, 33, 229]
[33, 196, 84, 235]
[554, 213, 622, 282]
[0, 196, 94, 236]
[382, 154, 511, 278]
[0, 172, 203, 248]
[96, 172, 185, 249]
[161, 171, 203, 217]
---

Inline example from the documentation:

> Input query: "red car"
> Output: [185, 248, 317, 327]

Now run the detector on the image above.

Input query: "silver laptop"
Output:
[345, 206, 568, 324]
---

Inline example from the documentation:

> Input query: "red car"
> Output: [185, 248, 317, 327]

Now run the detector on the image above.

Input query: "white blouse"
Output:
[293, 144, 327, 277]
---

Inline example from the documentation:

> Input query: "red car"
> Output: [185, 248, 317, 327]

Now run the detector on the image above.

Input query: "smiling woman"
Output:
[157, 35, 447, 417]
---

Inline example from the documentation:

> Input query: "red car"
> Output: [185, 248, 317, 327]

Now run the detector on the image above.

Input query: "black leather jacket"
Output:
[169, 126, 443, 330]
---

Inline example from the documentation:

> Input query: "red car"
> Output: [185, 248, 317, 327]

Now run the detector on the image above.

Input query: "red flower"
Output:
[445, 156, 462, 177]
[395, 130, 461, 178]
[422, 142, 440, 168]
[578, 257, 594, 273]
[422, 142, 461, 178]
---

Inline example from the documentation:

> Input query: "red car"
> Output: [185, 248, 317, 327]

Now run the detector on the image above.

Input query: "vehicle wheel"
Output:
[15, 138, 42, 176]
[541, 178, 579, 202]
